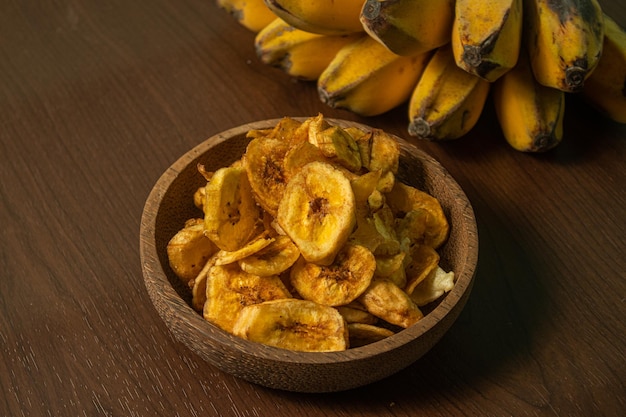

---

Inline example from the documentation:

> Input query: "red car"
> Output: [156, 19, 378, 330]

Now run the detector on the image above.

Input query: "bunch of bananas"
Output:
[216, 0, 626, 152]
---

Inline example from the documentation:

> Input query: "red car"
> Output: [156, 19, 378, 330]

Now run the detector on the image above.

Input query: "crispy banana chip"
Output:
[404, 244, 440, 295]
[335, 302, 378, 325]
[290, 243, 376, 306]
[242, 137, 292, 217]
[203, 263, 292, 333]
[312, 125, 362, 173]
[191, 252, 220, 311]
[238, 235, 301, 276]
[347, 323, 395, 347]
[386, 181, 449, 249]
[233, 298, 348, 352]
[282, 141, 328, 180]
[359, 279, 424, 328]
[277, 161, 356, 265]
[214, 232, 275, 266]
[367, 130, 400, 193]
[410, 266, 455, 306]
[203, 165, 261, 252]
[167, 219, 218, 283]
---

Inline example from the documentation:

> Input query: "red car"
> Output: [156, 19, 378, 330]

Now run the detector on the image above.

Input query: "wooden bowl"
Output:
[139, 118, 478, 393]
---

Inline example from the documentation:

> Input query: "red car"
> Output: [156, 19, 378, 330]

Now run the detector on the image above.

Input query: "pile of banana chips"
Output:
[167, 114, 455, 352]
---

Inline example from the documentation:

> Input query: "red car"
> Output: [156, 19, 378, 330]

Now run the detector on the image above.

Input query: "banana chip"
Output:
[242, 137, 292, 216]
[404, 244, 440, 294]
[238, 235, 301, 276]
[204, 263, 292, 333]
[277, 161, 356, 265]
[347, 323, 395, 348]
[335, 302, 378, 325]
[359, 279, 424, 328]
[386, 181, 450, 249]
[214, 232, 275, 266]
[233, 298, 349, 352]
[290, 243, 376, 306]
[167, 218, 218, 283]
[410, 266, 455, 306]
[203, 166, 261, 252]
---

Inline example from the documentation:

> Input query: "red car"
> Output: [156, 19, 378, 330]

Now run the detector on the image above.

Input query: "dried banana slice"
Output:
[238, 235, 301, 276]
[167, 218, 218, 283]
[367, 129, 400, 193]
[386, 181, 450, 249]
[214, 232, 275, 266]
[335, 302, 378, 325]
[312, 125, 362, 173]
[232, 298, 348, 352]
[276, 161, 356, 265]
[242, 136, 292, 217]
[359, 279, 424, 328]
[191, 252, 220, 311]
[410, 266, 455, 306]
[203, 263, 292, 333]
[282, 141, 328, 180]
[203, 165, 261, 252]
[290, 243, 376, 306]
[347, 323, 395, 347]
[404, 244, 440, 295]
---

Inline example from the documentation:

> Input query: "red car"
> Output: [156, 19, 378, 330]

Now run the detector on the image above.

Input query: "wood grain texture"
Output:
[1, 0, 625, 416]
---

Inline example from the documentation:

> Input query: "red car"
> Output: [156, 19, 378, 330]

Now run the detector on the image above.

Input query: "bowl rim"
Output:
[140, 117, 478, 365]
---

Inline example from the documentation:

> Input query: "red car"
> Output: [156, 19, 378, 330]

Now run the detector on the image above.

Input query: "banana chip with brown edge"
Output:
[347, 323, 396, 348]
[349, 170, 387, 253]
[311, 124, 362, 172]
[238, 235, 301, 277]
[277, 161, 356, 265]
[404, 244, 441, 295]
[386, 180, 450, 249]
[214, 231, 275, 266]
[367, 129, 400, 193]
[359, 279, 424, 328]
[290, 243, 376, 306]
[167, 218, 219, 283]
[335, 301, 379, 325]
[191, 252, 220, 311]
[410, 266, 455, 307]
[242, 137, 292, 217]
[247, 116, 309, 146]
[203, 263, 292, 333]
[203, 165, 261, 252]
[232, 298, 349, 352]
[282, 141, 328, 180]
[372, 205, 401, 255]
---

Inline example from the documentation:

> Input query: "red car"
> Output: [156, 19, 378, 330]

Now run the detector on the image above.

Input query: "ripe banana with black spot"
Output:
[452, 0, 523, 82]
[216, 0, 277, 32]
[581, 14, 626, 123]
[493, 52, 565, 152]
[360, 0, 454, 56]
[524, 0, 604, 92]
[263, 0, 365, 35]
[318, 36, 432, 117]
[255, 18, 363, 81]
[408, 45, 490, 141]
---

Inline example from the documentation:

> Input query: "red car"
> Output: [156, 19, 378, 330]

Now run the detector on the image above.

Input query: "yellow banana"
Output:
[582, 14, 626, 123]
[255, 18, 363, 81]
[360, 0, 454, 56]
[216, 0, 277, 33]
[492, 52, 565, 152]
[452, 0, 523, 82]
[407, 45, 490, 141]
[318, 36, 432, 117]
[524, 0, 604, 92]
[263, 0, 365, 35]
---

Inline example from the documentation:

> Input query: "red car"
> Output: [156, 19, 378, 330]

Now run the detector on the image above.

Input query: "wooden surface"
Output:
[1, 1, 624, 416]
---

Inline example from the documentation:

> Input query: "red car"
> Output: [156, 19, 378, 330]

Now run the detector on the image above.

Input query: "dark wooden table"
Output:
[2, 1, 625, 416]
